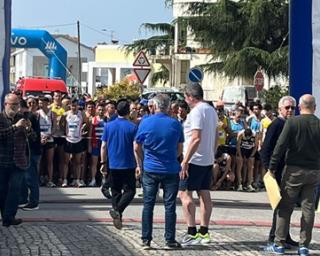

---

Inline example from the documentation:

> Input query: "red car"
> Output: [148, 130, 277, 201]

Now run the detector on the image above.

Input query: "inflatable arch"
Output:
[11, 29, 67, 81]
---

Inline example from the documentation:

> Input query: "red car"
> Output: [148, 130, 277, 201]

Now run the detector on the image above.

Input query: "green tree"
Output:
[183, 0, 289, 80]
[261, 85, 288, 110]
[95, 79, 141, 101]
[124, 22, 175, 85]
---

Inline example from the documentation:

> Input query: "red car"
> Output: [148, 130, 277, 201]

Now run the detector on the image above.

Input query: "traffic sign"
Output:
[133, 51, 150, 67]
[133, 68, 151, 84]
[254, 70, 264, 91]
[188, 67, 203, 83]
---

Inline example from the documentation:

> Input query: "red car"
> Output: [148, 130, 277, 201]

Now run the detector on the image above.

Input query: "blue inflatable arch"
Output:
[11, 29, 67, 81]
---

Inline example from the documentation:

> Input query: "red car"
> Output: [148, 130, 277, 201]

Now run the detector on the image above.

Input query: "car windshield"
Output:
[142, 92, 184, 101]
[222, 87, 246, 103]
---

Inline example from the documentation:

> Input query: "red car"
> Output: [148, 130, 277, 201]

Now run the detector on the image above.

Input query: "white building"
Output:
[10, 34, 95, 91]
[83, 44, 152, 96]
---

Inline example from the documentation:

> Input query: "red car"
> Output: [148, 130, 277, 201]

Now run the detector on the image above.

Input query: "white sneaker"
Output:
[247, 184, 256, 192]
[70, 179, 77, 186]
[237, 184, 243, 191]
[79, 180, 86, 187]
[180, 233, 201, 247]
[88, 179, 96, 187]
[61, 179, 68, 187]
[46, 181, 56, 188]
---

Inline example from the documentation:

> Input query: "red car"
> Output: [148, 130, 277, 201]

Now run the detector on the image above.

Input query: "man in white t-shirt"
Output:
[179, 83, 219, 246]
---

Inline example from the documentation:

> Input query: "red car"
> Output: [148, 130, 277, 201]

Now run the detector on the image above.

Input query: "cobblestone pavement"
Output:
[0, 222, 319, 256]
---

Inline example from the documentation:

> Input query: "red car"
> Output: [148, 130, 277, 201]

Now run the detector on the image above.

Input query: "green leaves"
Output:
[124, 22, 174, 85]
[185, 0, 289, 79]
[96, 80, 141, 101]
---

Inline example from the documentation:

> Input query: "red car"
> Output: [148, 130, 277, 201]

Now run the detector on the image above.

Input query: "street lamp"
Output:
[101, 29, 119, 44]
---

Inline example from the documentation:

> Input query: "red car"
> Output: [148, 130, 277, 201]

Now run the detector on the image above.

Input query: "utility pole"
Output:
[77, 20, 82, 94]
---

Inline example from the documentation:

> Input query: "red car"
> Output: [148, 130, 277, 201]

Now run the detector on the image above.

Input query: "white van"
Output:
[221, 85, 258, 109]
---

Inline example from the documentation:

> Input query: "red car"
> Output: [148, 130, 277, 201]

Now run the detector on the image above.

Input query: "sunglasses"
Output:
[284, 106, 296, 110]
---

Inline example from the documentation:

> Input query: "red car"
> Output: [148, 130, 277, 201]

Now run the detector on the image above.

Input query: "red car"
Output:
[16, 77, 68, 97]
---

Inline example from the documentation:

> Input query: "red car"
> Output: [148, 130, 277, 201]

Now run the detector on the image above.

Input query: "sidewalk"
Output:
[6, 188, 320, 255]
[17, 187, 320, 227]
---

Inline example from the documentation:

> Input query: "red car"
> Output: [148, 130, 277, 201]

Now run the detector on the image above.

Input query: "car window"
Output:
[222, 87, 245, 103]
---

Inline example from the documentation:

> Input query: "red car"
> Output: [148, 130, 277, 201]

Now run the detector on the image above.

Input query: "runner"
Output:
[88, 102, 105, 187]
[62, 98, 87, 187]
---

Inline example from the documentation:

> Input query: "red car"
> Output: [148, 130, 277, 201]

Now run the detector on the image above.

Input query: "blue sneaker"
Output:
[264, 243, 285, 255]
[298, 247, 309, 256]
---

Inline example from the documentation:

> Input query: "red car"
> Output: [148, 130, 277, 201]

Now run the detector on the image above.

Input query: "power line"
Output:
[18, 23, 77, 29]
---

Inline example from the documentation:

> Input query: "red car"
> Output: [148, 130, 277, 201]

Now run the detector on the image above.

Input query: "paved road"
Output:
[1, 222, 320, 256]
[1, 188, 319, 256]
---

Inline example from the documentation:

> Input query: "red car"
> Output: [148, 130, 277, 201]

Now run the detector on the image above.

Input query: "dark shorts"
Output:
[228, 146, 237, 156]
[217, 144, 230, 154]
[91, 141, 102, 157]
[179, 163, 213, 191]
[42, 141, 55, 151]
[64, 140, 85, 154]
[241, 148, 254, 158]
[255, 151, 261, 160]
[54, 137, 65, 147]
[91, 147, 101, 157]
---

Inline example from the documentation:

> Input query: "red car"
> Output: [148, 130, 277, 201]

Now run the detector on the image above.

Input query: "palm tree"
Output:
[125, 22, 175, 85]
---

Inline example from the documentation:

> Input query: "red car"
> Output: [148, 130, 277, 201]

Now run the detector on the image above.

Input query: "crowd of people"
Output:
[0, 83, 319, 254]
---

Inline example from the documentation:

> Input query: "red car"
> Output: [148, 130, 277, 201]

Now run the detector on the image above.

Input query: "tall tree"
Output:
[124, 22, 174, 85]
[183, 0, 289, 80]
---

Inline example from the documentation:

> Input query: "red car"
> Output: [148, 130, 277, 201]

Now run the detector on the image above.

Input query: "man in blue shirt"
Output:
[134, 94, 184, 250]
[100, 99, 137, 230]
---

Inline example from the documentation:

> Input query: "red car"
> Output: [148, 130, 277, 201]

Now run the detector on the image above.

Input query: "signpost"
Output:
[188, 67, 204, 83]
[254, 69, 264, 92]
[133, 51, 150, 93]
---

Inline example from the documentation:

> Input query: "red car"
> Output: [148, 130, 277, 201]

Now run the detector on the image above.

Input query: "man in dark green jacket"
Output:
[266, 94, 320, 256]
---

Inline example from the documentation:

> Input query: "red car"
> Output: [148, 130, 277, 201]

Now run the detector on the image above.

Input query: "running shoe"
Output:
[237, 184, 243, 192]
[180, 233, 201, 247]
[298, 247, 310, 256]
[46, 181, 56, 188]
[61, 179, 68, 187]
[247, 184, 256, 192]
[198, 232, 211, 244]
[264, 243, 285, 255]
[88, 179, 96, 187]
[22, 203, 39, 211]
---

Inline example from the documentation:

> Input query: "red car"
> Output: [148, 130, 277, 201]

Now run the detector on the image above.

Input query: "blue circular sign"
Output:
[188, 67, 203, 83]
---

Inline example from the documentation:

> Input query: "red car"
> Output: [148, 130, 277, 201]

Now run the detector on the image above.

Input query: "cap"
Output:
[44, 94, 52, 100]
[139, 99, 148, 106]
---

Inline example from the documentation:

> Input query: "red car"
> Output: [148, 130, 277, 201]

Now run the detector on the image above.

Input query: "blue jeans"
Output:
[0, 166, 24, 223]
[20, 154, 41, 205]
[142, 172, 179, 242]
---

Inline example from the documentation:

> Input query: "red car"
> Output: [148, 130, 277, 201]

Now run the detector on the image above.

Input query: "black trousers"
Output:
[110, 169, 136, 215]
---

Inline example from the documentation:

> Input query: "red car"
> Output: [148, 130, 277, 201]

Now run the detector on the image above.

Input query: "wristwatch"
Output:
[100, 161, 107, 165]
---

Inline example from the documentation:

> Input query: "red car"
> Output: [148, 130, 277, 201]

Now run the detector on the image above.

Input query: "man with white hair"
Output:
[134, 94, 184, 250]
[266, 94, 320, 256]
[261, 96, 298, 248]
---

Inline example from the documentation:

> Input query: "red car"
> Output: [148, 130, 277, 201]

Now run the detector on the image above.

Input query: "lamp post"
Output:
[101, 29, 118, 44]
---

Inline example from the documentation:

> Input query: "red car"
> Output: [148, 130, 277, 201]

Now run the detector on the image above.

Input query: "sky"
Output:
[12, 0, 173, 47]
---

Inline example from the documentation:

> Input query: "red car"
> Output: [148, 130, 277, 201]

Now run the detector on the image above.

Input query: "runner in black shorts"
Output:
[236, 128, 257, 192]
